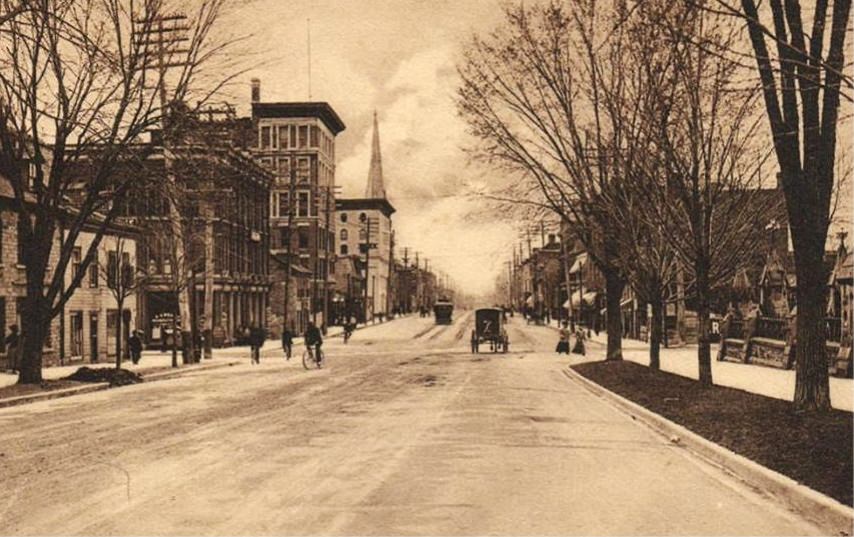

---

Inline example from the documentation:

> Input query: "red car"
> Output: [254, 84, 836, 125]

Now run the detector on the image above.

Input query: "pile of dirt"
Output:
[573, 360, 853, 507]
[63, 367, 144, 387]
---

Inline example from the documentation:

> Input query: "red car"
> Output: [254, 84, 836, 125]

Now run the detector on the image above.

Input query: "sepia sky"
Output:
[221, 0, 853, 297]
[223, 0, 513, 297]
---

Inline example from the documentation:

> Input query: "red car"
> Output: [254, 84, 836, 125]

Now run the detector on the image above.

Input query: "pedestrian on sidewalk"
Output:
[5, 324, 19, 373]
[129, 330, 143, 365]
[249, 324, 265, 364]
[556, 323, 570, 355]
[281, 325, 293, 360]
[571, 326, 586, 356]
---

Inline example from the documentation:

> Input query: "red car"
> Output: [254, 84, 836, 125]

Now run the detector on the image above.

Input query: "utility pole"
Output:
[134, 9, 194, 365]
[361, 216, 377, 323]
[282, 165, 297, 333]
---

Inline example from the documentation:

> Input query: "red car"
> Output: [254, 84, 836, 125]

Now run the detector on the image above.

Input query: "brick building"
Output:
[250, 81, 346, 336]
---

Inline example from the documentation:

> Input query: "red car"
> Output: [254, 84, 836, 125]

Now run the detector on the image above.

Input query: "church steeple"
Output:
[365, 110, 386, 199]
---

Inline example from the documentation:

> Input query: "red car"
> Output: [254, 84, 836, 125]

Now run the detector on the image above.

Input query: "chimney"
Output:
[251, 78, 261, 103]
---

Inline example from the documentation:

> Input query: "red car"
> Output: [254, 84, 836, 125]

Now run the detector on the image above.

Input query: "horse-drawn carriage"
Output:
[434, 300, 454, 325]
[471, 307, 509, 353]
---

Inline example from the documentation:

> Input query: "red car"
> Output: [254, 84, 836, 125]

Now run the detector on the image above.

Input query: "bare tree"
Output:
[0, 0, 230, 383]
[457, 1, 638, 361]
[702, 0, 853, 410]
[99, 234, 147, 369]
[635, 3, 785, 386]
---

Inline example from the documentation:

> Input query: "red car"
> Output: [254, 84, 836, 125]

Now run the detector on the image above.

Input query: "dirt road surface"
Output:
[0, 314, 824, 535]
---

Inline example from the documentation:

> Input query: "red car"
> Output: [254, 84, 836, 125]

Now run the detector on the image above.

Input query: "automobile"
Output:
[471, 307, 509, 353]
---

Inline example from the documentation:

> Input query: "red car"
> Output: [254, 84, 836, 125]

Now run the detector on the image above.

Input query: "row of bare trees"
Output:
[0, 0, 232, 383]
[457, 0, 851, 411]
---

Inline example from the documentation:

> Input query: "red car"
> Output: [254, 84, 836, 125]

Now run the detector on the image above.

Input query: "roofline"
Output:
[252, 102, 346, 135]
[335, 197, 396, 217]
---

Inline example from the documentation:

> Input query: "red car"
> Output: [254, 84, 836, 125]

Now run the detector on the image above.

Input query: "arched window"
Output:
[340, 229, 348, 241]
[340, 212, 348, 223]
[340, 244, 349, 255]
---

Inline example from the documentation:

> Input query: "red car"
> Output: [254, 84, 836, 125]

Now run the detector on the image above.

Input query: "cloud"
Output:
[337, 44, 512, 296]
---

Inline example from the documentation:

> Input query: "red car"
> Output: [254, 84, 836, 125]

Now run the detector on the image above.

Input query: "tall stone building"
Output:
[250, 80, 346, 336]
[336, 112, 396, 321]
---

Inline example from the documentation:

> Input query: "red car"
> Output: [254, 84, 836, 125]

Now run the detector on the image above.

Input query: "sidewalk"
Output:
[0, 315, 410, 389]
[539, 319, 853, 412]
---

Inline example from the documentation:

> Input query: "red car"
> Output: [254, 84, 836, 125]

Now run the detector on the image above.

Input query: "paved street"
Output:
[0, 314, 825, 535]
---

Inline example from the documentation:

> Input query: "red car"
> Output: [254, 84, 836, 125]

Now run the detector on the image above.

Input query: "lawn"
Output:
[573, 360, 853, 507]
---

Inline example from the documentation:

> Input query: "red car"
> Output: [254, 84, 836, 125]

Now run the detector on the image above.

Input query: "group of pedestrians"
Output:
[556, 323, 587, 356]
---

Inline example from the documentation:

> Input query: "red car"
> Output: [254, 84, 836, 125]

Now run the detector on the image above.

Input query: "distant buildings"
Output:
[336, 112, 396, 322]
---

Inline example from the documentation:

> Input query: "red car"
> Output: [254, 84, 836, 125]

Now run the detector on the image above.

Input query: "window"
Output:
[107, 251, 118, 288]
[340, 229, 348, 241]
[88, 261, 98, 287]
[290, 125, 297, 149]
[340, 212, 347, 223]
[260, 126, 271, 149]
[71, 247, 82, 280]
[278, 126, 289, 149]
[279, 228, 289, 249]
[277, 157, 290, 176]
[310, 125, 319, 148]
[259, 157, 274, 170]
[298, 228, 309, 249]
[298, 125, 308, 148]
[296, 157, 310, 183]
[278, 191, 289, 217]
[17, 216, 26, 264]
[121, 252, 132, 287]
[297, 192, 309, 217]
[271, 193, 279, 218]
[340, 244, 348, 255]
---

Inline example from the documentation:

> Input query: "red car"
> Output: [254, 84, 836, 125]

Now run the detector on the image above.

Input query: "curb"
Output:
[562, 366, 854, 535]
[0, 361, 239, 410]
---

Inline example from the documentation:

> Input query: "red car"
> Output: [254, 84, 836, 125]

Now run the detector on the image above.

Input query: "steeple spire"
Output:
[365, 110, 386, 199]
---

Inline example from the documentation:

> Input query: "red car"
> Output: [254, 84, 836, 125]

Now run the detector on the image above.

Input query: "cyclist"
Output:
[304, 321, 323, 364]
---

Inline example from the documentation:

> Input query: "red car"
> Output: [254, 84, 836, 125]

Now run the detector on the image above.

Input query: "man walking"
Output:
[129, 330, 143, 365]
[5, 324, 19, 373]
[250, 324, 265, 364]
[281, 325, 293, 360]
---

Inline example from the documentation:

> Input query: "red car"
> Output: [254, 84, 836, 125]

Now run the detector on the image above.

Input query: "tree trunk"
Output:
[792, 244, 831, 411]
[604, 270, 624, 361]
[696, 259, 713, 386]
[171, 314, 178, 368]
[650, 295, 663, 370]
[18, 295, 48, 385]
[115, 296, 123, 369]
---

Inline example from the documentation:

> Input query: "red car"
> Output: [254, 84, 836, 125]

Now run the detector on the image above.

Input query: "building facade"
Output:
[250, 81, 346, 335]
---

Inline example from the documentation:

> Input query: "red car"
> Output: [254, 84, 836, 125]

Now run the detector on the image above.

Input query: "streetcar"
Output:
[471, 307, 509, 353]
[433, 300, 454, 325]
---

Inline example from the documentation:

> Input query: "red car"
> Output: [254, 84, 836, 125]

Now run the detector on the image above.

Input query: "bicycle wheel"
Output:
[302, 349, 317, 370]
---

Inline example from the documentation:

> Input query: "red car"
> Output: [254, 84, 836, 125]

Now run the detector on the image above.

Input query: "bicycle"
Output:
[302, 345, 325, 370]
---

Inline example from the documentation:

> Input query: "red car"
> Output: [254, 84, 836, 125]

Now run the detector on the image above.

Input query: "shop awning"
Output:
[569, 253, 588, 274]
[601, 298, 633, 315]
[565, 290, 597, 308]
